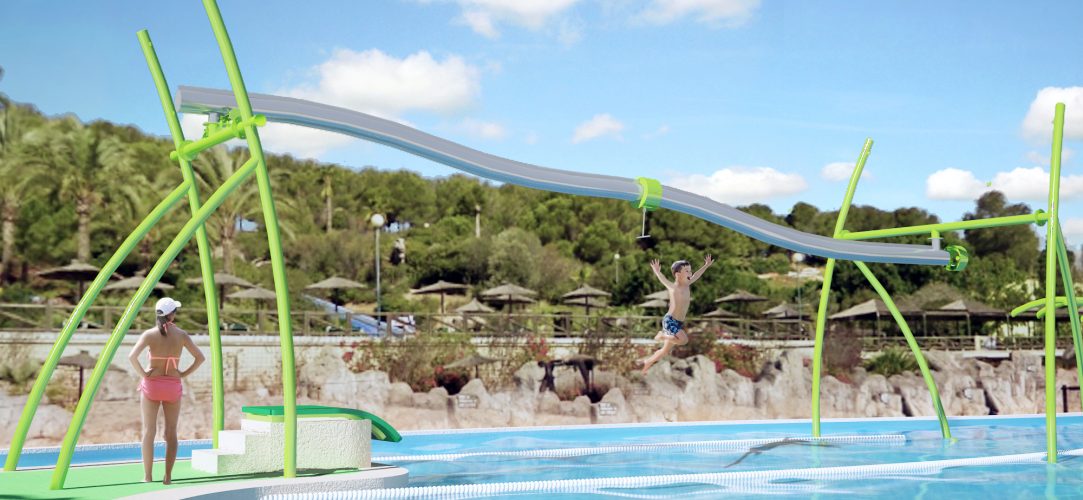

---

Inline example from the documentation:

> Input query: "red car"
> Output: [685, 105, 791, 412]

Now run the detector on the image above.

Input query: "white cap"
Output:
[155, 297, 182, 315]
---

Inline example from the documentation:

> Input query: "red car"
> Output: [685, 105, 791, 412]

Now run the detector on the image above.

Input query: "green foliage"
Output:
[864, 347, 919, 377]
[963, 191, 1040, 273]
[488, 228, 542, 288]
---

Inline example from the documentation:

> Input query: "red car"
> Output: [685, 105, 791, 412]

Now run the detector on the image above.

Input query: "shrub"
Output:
[823, 325, 863, 383]
[865, 347, 919, 377]
[341, 333, 473, 391]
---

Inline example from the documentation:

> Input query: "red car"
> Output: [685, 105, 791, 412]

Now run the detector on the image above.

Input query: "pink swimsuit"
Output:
[139, 355, 182, 402]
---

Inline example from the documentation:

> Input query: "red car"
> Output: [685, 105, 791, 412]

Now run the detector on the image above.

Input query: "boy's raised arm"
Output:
[650, 259, 674, 289]
[690, 254, 714, 284]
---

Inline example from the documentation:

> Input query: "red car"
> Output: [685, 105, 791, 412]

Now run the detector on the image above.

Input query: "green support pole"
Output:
[812, 138, 873, 436]
[840, 212, 1048, 241]
[137, 30, 226, 449]
[855, 261, 951, 438]
[49, 158, 258, 490]
[1054, 227, 1083, 411]
[202, 0, 298, 478]
[1043, 102, 1065, 463]
[3, 182, 190, 472]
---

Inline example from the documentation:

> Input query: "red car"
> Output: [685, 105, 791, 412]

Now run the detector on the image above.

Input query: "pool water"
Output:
[6, 415, 1083, 498]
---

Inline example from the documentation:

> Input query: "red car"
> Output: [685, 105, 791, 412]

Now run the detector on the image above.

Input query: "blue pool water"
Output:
[6, 415, 1083, 498]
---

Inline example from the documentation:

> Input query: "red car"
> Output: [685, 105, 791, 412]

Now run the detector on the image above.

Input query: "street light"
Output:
[793, 252, 806, 332]
[615, 252, 623, 283]
[371, 213, 385, 314]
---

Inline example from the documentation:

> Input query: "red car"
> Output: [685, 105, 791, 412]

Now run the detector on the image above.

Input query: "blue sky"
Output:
[3, 1, 1083, 241]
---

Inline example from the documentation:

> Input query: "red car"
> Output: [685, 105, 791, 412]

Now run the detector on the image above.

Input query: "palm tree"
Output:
[0, 95, 47, 280]
[24, 117, 136, 263]
[100, 140, 181, 269]
[192, 146, 299, 273]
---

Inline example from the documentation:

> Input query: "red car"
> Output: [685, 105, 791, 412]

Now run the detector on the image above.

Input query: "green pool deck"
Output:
[0, 460, 357, 499]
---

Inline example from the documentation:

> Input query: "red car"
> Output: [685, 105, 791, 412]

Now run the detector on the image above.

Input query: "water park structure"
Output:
[1, 0, 1079, 496]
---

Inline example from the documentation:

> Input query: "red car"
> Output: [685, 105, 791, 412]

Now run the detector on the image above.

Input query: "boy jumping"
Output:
[639, 255, 714, 374]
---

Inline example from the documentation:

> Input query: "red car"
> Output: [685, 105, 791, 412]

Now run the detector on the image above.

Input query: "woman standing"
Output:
[127, 297, 204, 484]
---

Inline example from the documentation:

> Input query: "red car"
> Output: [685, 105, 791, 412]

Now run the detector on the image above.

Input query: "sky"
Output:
[3, 0, 1083, 243]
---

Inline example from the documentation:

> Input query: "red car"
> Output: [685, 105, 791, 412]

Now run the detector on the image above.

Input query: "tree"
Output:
[23, 117, 135, 263]
[0, 95, 46, 280]
[488, 228, 542, 288]
[963, 191, 1040, 273]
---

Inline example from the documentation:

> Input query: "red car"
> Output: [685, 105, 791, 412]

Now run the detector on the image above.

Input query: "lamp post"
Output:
[371, 213, 385, 314]
[475, 204, 481, 238]
[793, 252, 806, 332]
[614, 252, 621, 283]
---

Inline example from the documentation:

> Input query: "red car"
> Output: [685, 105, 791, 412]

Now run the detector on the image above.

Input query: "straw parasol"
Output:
[58, 350, 96, 399]
[714, 289, 767, 316]
[703, 307, 740, 318]
[561, 284, 611, 315]
[185, 272, 256, 309]
[456, 298, 495, 314]
[305, 276, 366, 308]
[762, 302, 800, 319]
[227, 287, 277, 332]
[481, 283, 537, 314]
[37, 260, 121, 301]
[103, 274, 174, 292]
[562, 296, 609, 315]
[445, 353, 501, 378]
[636, 298, 669, 309]
[645, 290, 670, 300]
[411, 280, 469, 314]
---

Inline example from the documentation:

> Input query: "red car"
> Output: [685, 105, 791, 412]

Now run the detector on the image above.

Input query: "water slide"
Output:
[303, 294, 412, 336]
[177, 86, 950, 267]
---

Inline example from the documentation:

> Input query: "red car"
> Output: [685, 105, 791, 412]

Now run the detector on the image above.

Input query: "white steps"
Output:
[192, 417, 371, 475]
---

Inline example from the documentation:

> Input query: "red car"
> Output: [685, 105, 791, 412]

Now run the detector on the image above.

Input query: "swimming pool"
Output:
[6, 415, 1083, 498]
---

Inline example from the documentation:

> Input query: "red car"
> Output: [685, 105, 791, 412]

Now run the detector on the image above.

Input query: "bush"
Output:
[823, 325, 863, 383]
[341, 333, 473, 391]
[864, 347, 919, 377]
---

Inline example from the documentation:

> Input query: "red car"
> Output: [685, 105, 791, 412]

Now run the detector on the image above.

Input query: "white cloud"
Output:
[820, 162, 872, 182]
[638, 0, 761, 27]
[180, 114, 355, 160]
[1062, 218, 1083, 247]
[1021, 86, 1083, 142]
[642, 124, 671, 140]
[450, 0, 581, 39]
[925, 166, 1083, 201]
[284, 48, 480, 120]
[1026, 148, 1076, 166]
[572, 114, 625, 143]
[460, 119, 507, 140]
[669, 166, 807, 204]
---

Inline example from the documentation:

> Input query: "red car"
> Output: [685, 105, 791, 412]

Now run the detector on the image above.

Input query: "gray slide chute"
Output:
[177, 86, 949, 266]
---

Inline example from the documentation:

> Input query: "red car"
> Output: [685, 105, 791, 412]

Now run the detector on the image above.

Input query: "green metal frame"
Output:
[5, 0, 1077, 487]
[137, 29, 226, 450]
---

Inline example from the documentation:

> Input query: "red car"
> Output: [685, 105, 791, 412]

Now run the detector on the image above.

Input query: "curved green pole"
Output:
[202, 0, 298, 478]
[137, 30, 225, 449]
[1054, 227, 1083, 411]
[811, 138, 872, 436]
[854, 261, 951, 438]
[49, 158, 258, 490]
[1043, 102, 1065, 463]
[3, 182, 190, 472]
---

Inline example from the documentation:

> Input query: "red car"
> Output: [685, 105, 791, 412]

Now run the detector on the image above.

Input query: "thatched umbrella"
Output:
[411, 280, 469, 314]
[58, 350, 96, 400]
[445, 353, 501, 378]
[185, 272, 256, 309]
[37, 260, 121, 301]
[714, 289, 767, 316]
[562, 296, 609, 315]
[703, 307, 740, 318]
[456, 298, 494, 314]
[482, 283, 537, 314]
[305, 276, 366, 308]
[636, 298, 669, 309]
[762, 302, 800, 319]
[645, 290, 670, 301]
[227, 286, 277, 332]
[103, 274, 174, 293]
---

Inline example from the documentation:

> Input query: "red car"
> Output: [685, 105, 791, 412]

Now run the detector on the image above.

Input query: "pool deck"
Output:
[0, 460, 407, 499]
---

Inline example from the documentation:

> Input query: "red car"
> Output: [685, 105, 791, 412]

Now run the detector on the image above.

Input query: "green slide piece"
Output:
[242, 405, 402, 442]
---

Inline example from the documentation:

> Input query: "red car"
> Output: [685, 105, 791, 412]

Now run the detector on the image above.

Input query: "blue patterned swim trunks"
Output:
[662, 314, 684, 336]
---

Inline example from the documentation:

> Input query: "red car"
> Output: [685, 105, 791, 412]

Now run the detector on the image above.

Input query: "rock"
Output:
[388, 382, 413, 406]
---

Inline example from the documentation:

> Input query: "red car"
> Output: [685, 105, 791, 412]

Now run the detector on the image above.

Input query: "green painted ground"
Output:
[0, 461, 354, 499]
